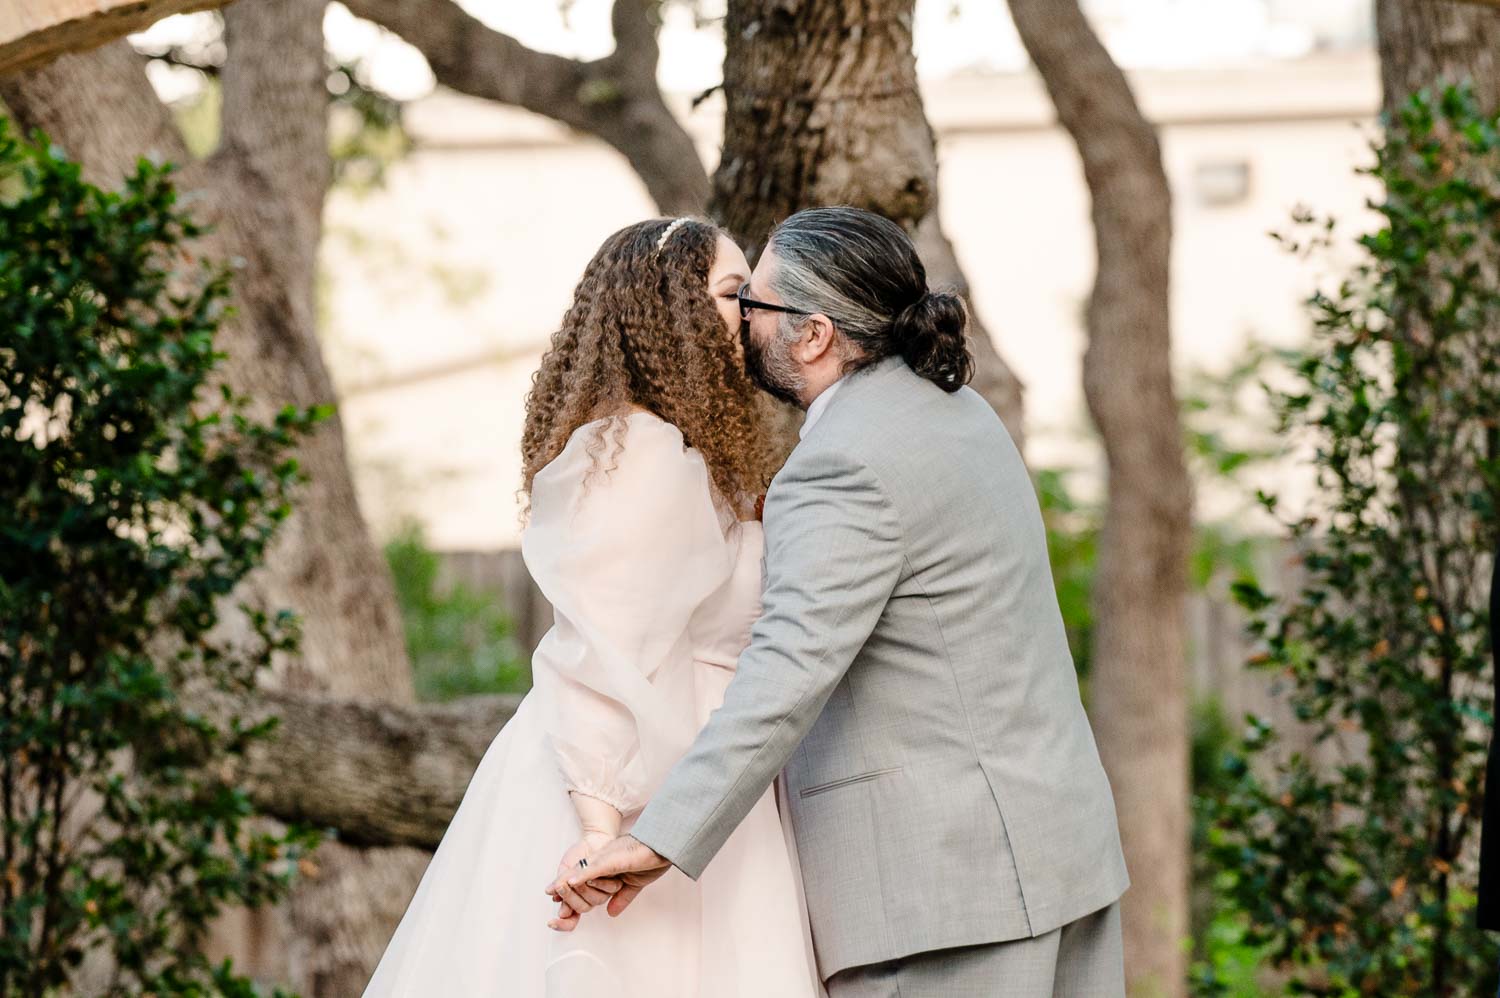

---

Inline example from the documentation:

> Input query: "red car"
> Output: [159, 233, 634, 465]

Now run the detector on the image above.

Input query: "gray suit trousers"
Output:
[825, 902, 1124, 998]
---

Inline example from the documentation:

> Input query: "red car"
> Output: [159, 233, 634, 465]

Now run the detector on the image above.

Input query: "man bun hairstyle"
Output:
[890, 290, 971, 391]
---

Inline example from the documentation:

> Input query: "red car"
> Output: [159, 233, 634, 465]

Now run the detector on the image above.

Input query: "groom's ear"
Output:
[796, 313, 839, 364]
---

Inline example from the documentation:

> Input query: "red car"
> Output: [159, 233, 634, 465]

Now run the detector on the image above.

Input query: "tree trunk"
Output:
[708, 0, 1025, 446]
[0, 0, 232, 75]
[1376, 0, 1500, 115]
[217, 7, 430, 989]
[1, 8, 424, 992]
[1005, 3, 1192, 996]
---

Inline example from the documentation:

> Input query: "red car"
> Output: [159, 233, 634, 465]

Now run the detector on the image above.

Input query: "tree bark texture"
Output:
[1376, 0, 1500, 115]
[1006, 3, 1194, 996]
[189, 686, 522, 850]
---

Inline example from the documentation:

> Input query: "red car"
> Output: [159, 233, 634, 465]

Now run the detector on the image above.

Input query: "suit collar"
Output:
[839, 354, 912, 402]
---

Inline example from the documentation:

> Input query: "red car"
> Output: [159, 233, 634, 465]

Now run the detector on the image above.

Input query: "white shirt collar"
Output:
[799, 377, 847, 440]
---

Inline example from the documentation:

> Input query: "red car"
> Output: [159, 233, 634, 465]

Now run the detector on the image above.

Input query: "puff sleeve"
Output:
[520, 414, 739, 815]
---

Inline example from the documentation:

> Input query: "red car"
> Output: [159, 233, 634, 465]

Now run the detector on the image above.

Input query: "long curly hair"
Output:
[521, 217, 769, 512]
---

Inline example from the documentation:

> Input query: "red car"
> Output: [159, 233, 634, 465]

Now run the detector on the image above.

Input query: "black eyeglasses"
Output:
[737, 283, 811, 322]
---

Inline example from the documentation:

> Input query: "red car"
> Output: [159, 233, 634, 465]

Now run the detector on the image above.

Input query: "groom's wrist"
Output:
[628, 812, 699, 878]
[625, 833, 667, 864]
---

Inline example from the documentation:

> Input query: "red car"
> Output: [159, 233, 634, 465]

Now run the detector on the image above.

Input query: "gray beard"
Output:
[740, 320, 805, 408]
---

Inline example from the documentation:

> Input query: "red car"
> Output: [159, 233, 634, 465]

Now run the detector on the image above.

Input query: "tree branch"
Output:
[188, 685, 521, 849]
[0, 0, 233, 76]
[341, 0, 709, 213]
[609, 0, 662, 70]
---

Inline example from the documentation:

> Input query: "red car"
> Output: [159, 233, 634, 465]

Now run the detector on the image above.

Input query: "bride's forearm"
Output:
[568, 790, 623, 838]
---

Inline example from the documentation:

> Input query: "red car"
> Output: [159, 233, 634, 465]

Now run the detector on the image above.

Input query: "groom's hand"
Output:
[544, 835, 671, 918]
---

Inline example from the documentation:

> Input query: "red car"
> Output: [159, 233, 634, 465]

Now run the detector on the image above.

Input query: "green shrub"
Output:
[1191, 697, 1275, 996]
[385, 524, 529, 701]
[1201, 86, 1500, 996]
[0, 123, 320, 995]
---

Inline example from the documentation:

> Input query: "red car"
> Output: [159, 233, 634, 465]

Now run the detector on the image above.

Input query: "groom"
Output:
[549, 206, 1129, 995]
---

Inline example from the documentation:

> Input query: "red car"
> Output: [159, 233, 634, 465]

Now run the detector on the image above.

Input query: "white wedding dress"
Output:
[364, 412, 823, 997]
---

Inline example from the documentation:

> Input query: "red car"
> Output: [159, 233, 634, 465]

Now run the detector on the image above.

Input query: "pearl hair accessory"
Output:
[655, 217, 691, 252]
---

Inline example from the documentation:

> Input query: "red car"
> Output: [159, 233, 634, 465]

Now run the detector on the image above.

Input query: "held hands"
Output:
[544, 835, 671, 930]
[549, 793, 628, 931]
[547, 831, 621, 931]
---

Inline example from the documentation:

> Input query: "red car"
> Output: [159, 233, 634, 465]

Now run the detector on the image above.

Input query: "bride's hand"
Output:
[548, 831, 622, 932]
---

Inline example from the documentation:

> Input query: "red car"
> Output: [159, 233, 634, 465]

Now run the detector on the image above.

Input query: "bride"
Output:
[363, 217, 823, 997]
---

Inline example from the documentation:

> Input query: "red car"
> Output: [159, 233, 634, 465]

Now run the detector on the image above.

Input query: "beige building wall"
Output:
[320, 53, 1380, 549]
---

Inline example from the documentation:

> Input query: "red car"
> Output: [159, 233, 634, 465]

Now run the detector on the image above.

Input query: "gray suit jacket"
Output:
[630, 357, 1129, 979]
